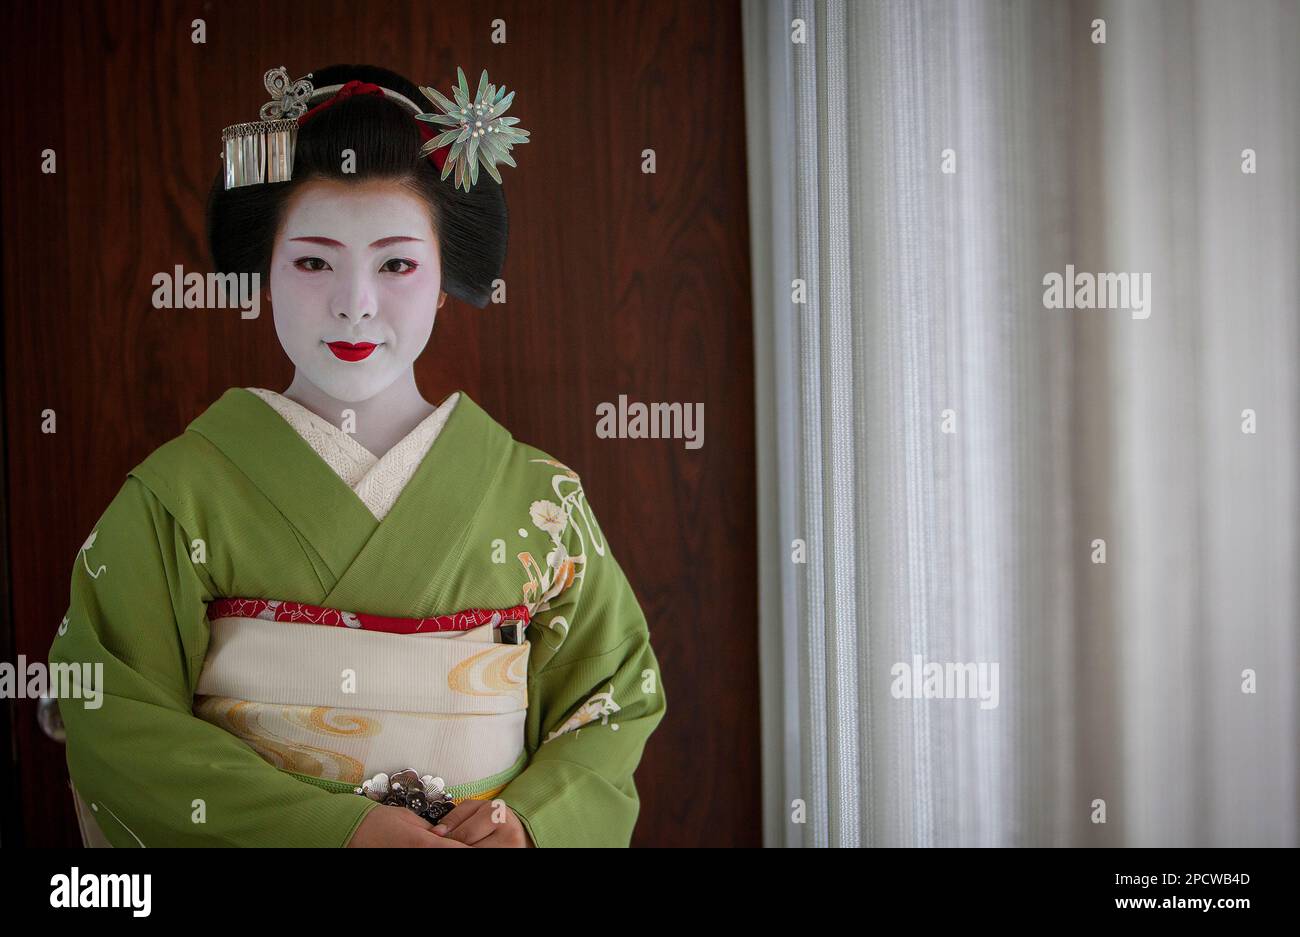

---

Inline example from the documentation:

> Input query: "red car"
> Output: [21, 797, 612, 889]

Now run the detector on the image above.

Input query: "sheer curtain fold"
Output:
[745, 0, 1298, 847]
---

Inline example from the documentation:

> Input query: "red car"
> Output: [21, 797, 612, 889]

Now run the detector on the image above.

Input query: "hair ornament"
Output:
[415, 67, 531, 192]
[220, 68, 315, 190]
[220, 65, 527, 192]
[259, 67, 316, 120]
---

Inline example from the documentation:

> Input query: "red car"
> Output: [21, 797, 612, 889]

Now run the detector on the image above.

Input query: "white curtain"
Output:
[744, 0, 1298, 847]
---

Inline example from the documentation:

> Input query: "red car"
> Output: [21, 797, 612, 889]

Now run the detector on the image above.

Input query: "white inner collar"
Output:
[245, 387, 460, 521]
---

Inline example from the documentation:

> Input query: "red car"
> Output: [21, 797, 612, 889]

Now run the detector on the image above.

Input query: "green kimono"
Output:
[48, 388, 666, 847]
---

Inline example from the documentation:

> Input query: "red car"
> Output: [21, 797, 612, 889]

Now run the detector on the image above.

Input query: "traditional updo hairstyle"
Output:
[206, 63, 508, 308]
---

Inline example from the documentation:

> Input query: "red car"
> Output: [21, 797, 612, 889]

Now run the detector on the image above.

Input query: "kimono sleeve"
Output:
[497, 491, 667, 847]
[48, 475, 378, 847]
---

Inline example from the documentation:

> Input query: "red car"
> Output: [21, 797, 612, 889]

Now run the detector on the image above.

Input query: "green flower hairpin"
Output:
[416, 67, 530, 192]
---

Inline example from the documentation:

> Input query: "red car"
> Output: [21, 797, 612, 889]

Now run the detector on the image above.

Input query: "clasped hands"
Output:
[348, 797, 534, 847]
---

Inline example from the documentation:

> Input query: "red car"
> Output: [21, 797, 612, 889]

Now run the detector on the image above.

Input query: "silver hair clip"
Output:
[221, 67, 315, 190]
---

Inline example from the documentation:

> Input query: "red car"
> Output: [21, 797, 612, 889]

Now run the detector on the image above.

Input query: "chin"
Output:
[301, 364, 401, 404]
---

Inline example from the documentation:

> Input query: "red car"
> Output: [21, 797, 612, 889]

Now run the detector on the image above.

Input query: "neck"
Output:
[281, 368, 438, 457]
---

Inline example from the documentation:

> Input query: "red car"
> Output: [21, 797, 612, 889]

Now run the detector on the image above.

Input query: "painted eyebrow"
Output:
[287, 236, 425, 248]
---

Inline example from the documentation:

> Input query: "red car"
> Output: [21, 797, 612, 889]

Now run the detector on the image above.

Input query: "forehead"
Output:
[279, 179, 434, 241]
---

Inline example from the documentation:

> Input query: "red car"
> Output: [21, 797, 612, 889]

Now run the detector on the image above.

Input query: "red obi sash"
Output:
[206, 597, 531, 636]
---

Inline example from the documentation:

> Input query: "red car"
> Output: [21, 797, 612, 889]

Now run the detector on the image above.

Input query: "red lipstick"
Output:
[326, 341, 379, 361]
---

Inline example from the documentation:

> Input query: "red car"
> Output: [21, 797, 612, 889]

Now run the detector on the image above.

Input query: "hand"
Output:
[432, 798, 535, 847]
[347, 804, 472, 847]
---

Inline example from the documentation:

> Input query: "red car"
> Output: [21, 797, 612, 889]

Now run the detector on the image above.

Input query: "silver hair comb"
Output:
[220, 67, 315, 190]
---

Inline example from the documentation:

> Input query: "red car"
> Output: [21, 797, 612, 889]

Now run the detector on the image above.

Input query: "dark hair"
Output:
[206, 64, 507, 307]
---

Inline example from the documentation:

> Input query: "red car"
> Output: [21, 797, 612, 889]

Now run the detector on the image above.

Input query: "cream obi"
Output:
[193, 612, 530, 794]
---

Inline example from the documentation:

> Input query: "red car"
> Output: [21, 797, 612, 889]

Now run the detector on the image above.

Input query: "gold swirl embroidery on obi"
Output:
[447, 645, 529, 697]
[192, 697, 368, 782]
[193, 695, 251, 734]
[287, 706, 382, 738]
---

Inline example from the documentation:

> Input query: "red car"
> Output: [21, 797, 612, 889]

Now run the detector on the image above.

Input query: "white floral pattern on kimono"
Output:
[544, 685, 622, 743]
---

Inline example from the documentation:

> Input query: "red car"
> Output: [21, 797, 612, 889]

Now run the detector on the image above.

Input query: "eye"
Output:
[381, 258, 419, 275]
[293, 257, 330, 272]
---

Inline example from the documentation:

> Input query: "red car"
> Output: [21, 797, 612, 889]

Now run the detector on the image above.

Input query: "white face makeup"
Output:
[269, 179, 444, 403]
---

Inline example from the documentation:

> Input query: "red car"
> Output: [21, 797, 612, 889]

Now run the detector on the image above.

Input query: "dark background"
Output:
[0, 0, 757, 847]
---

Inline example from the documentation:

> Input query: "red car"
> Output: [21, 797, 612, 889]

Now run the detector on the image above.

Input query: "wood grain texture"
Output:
[1, 0, 757, 846]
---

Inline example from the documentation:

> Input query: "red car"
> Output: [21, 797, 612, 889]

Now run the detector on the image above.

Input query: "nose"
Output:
[332, 269, 377, 323]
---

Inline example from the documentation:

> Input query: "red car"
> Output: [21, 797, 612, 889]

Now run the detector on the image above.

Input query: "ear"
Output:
[437, 290, 447, 310]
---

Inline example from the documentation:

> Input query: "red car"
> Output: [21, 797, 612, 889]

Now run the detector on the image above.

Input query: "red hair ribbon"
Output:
[296, 79, 450, 173]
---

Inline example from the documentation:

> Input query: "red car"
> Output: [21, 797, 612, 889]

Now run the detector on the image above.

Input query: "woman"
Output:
[49, 63, 666, 847]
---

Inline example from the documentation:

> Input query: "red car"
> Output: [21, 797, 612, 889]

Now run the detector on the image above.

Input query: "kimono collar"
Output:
[183, 386, 514, 613]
